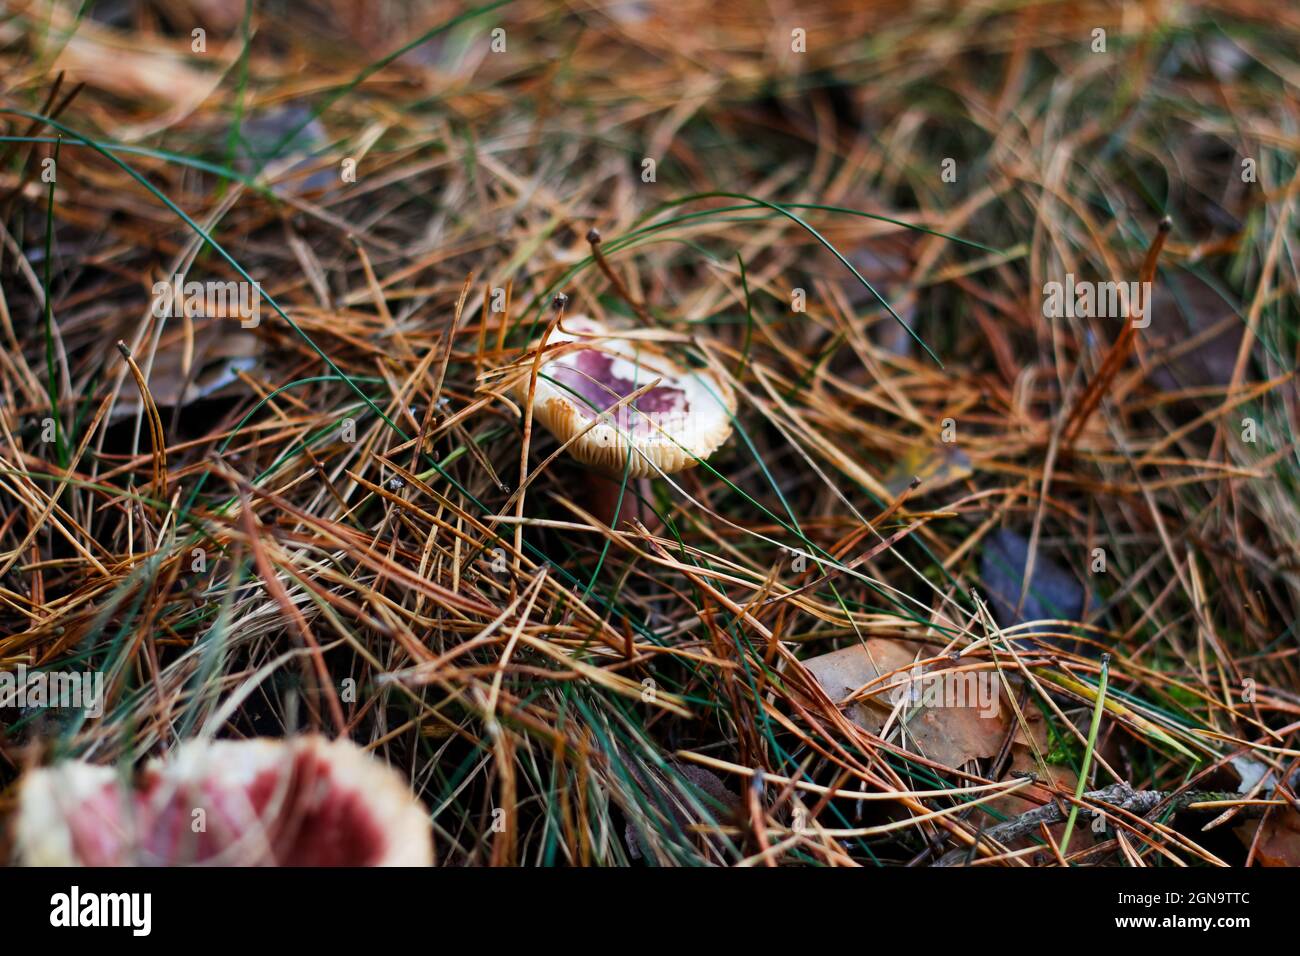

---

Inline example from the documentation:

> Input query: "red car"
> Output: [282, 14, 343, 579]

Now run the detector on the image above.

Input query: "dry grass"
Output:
[0, 0, 1297, 866]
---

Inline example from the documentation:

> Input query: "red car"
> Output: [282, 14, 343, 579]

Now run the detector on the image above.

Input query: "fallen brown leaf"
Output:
[802, 639, 1008, 770]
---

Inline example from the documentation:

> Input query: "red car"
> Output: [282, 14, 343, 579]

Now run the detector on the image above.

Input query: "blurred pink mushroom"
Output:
[13, 736, 431, 866]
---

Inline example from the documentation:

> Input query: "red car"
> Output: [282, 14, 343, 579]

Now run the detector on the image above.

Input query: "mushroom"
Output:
[13, 736, 432, 866]
[514, 314, 735, 527]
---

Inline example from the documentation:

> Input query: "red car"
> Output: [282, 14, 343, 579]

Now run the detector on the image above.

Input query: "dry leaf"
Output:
[622, 759, 738, 861]
[980, 528, 1087, 629]
[884, 442, 972, 497]
[802, 639, 1008, 770]
[1240, 807, 1300, 866]
[111, 323, 259, 419]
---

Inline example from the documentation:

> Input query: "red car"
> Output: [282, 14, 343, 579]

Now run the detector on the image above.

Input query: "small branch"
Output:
[1060, 216, 1171, 450]
[587, 228, 654, 324]
[934, 782, 1248, 867]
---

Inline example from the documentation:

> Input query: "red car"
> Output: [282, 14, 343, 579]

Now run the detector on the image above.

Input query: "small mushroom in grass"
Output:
[13, 736, 431, 866]
[514, 315, 735, 527]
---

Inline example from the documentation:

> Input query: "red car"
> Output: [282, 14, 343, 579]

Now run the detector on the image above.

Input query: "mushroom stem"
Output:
[588, 472, 659, 532]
